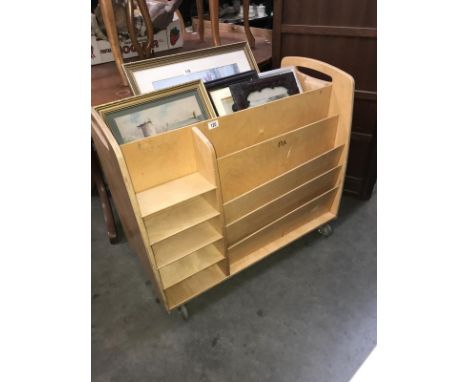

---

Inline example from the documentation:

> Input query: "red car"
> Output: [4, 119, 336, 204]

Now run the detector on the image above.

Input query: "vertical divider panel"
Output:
[121, 128, 197, 193]
[91, 109, 169, 309]
[191, 127, 229, 276]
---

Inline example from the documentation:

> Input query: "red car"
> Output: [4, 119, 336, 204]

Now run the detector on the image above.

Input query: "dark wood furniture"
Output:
[92, 145, 118, 243]
[272, 0, 377, 199]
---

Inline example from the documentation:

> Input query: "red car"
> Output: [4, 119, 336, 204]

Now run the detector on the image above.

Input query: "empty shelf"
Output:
[160, 244, 225, 289]
[137, 173, 216, 218]
[230, 212, 336, 274]
[153, 219, 223, 268]
[145, 196, 220, 244]
[228, 187, 339, 274]
[165, 264, 226, 309]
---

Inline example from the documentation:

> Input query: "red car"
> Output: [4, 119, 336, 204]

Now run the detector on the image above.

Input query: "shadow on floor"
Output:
[92, 192, 376, 382]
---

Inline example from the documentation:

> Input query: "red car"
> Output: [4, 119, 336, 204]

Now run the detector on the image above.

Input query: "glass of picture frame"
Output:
[94, 80, 216, 144]
[122, 42, 259, 95]
[204, 70, 259, 116]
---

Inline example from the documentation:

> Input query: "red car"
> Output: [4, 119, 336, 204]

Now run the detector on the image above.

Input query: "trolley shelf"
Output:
[165, 263, 226, 309]
[136, 172, 216, 218]
[217, 114, 340, 202]
[160, 243, 224, 289]
[145, 195, 220, 244]
[153, 218, 223, 268]
[230, 212, 336, 274]
[223, 145, 344, 224]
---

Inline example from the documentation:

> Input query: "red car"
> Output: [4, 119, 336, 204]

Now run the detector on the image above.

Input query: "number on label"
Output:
[208, 120, 219, 130]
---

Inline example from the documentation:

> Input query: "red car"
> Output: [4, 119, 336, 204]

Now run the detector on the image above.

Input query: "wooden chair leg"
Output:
[92, 147, 118, 244]
[125, 0, 154, 59]
[243, 0, 255, 48]
[99, 0, 129, 86]
[125, 0, 145, 58]
[136, 0, 154, 57]
[209, 0, 221, 46]
[195, 0, 205, 42]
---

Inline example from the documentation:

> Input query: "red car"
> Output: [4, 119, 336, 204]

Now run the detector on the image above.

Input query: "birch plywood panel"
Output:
[229, 188, 339, 271]
[218, 115, 339, 201]
[196, 86, 332, 158]
[225, 167, 341, 244]
[224, 145, 344, 224]
[121, 127, 197, 193]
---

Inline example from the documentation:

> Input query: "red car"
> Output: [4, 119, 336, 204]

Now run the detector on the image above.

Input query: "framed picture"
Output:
[123, 42, 259, 95]
[230, 72, 300, 112]
[94, 80, 216, 145]
[205, 70, 259, 116]
[259, 66, 303, 93]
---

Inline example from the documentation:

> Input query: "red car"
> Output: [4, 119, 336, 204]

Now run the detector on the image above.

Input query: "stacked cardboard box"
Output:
[91, 13, 183, 65]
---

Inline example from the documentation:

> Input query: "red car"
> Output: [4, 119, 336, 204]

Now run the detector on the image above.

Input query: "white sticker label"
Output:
[208, 120, 219, 130]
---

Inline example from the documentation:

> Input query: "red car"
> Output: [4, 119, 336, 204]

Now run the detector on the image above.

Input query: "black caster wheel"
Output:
[318, 223, 333, 237]
[109, 235, 119, 245]
[178, 304, 189, 320]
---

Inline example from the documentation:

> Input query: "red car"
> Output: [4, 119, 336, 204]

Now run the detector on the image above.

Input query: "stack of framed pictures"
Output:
[230, 68, 301, 112]
[205, 70, 259, 116]
[122, 42, 259, 95]
[94, 42, 304, 144]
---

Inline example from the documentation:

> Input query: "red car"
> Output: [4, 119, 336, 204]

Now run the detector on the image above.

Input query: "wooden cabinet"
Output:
[92, 57, 354, 312]
[273, 0, 377, 199]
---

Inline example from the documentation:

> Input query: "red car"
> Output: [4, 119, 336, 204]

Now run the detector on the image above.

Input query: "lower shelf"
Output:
[230, 211, 336, 274]
[160, 242, 225, 289]
[165, 263, 227, 309]
[153, 218, 222, 268]
[144, 194, 220, 244]
[163, 188, 338, 310]
[164, 208, 336, 309]
[229, 187, 339, 273]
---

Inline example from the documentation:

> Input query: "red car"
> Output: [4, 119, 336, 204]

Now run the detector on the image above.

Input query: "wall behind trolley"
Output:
[272, 0, 377, 199]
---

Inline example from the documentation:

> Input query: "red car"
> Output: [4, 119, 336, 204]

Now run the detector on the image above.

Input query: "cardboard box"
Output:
[166, 13, 183, 50]
[91, 13, 183, 65]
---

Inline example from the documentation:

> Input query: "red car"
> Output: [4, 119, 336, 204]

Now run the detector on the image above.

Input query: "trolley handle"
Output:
[281, 56, 353, 85]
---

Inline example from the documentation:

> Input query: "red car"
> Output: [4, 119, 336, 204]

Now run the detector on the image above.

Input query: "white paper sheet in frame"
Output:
[210, 87, 236, 116]
[133, 51, 254, 94]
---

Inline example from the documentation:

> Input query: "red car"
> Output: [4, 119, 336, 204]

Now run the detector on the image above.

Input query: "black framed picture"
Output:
[204, 70, 259, 116]
[229, 72, 300, 111]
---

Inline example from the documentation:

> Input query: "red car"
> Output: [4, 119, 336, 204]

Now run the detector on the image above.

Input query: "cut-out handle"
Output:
[281, 56, 348, 83]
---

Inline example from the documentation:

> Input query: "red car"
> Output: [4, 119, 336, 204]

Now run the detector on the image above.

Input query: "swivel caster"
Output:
[317, 223, 333, 237]
[178, 304, 189, 320]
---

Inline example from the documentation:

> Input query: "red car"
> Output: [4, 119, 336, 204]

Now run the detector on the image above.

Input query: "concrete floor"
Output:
[92, 192, 376, 382]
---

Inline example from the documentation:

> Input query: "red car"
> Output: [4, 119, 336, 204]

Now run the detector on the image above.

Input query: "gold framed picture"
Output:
[122, 42, 259, 95]
[94, 80, 216, 144]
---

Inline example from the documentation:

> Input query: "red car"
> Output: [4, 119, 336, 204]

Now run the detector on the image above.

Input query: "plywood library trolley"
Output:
[92, 56, 354, 318]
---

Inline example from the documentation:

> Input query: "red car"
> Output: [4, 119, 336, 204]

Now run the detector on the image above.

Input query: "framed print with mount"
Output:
[93, 80, 215, 145]
[259, 66, 304, 93]
[230, 72, 300, 111]
[122, 42, 259, 95]
[204, 70, 259, 116]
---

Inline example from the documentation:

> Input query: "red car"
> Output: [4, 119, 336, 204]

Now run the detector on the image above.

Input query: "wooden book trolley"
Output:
[92, 56, 354, 318]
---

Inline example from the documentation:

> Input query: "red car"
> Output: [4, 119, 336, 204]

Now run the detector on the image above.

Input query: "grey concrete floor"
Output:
[92, 192, 376, 382]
